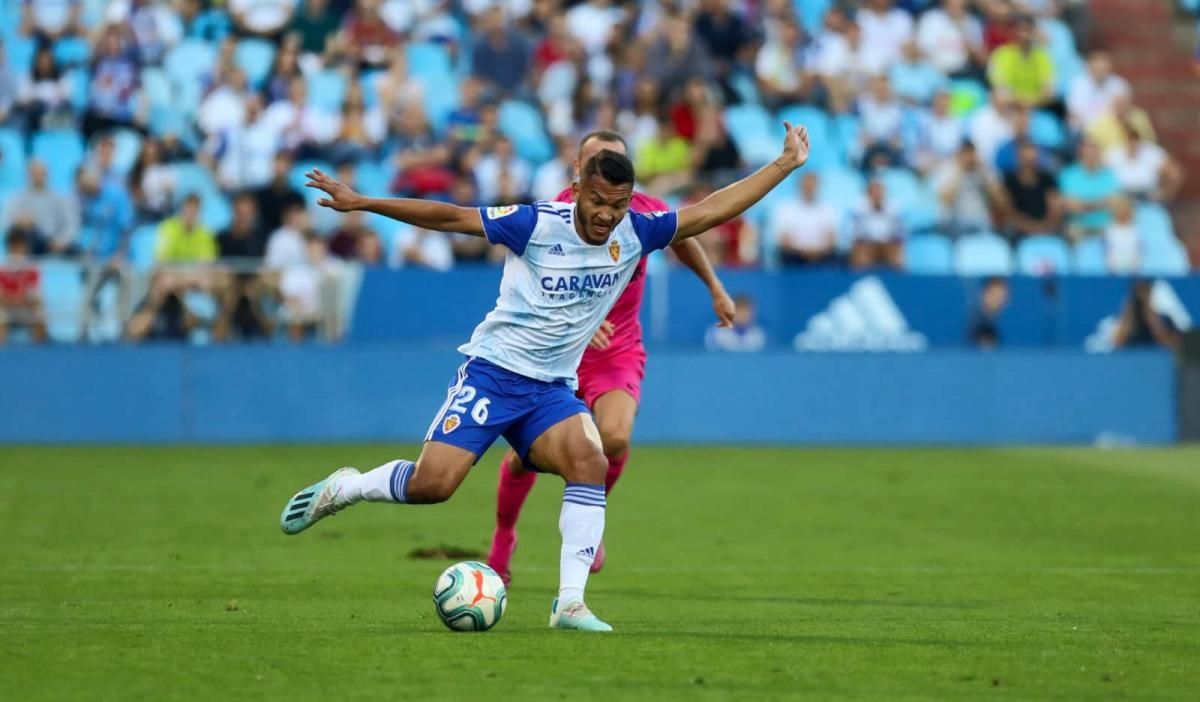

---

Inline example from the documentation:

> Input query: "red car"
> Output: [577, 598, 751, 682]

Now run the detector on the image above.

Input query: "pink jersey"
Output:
[553, 188, 667, 358]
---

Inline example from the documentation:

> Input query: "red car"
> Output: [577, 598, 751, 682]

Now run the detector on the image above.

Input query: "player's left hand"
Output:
[712, 287, 735, 328]
[779, 121, 810, 171]
[305, 168, 365, 212]
[589, 320, 615, 350]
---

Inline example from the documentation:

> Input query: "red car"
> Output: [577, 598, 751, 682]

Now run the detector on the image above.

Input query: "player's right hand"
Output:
[305, 168, 364, 212]
[589, 321, 615, 350]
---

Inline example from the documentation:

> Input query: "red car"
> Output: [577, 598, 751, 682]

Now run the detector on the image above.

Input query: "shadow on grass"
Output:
[598, 588, 986, 610]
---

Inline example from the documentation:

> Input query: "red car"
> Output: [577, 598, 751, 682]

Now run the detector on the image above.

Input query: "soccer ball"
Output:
[433, 561, 508, 631]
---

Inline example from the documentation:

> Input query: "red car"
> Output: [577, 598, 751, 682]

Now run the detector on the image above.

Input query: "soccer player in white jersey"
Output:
[280, 122, 810, 632]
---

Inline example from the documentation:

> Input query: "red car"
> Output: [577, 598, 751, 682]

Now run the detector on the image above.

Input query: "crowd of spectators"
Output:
[0, 0, 1192, 345]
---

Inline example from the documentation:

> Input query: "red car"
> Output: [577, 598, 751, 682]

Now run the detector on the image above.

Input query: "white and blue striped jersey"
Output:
[457, 200, 677, 387]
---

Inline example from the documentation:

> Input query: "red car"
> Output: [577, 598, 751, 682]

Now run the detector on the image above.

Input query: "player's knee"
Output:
[597, 418, 632, 459]
[564, 450, 607, 485]
[406, 464, 458, 504]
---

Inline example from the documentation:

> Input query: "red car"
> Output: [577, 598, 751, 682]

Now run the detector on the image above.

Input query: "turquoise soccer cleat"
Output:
[548, 598, 613, 632]
[279, 467, 359, 535]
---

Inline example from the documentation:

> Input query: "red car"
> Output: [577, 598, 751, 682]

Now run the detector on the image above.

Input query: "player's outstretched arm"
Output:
[305, 168, 485, 236]
[673, 123, 809, 243]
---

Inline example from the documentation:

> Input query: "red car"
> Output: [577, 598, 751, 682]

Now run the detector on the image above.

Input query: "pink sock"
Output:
[604, 452, 628, 495]
[496, 453, 537, 531]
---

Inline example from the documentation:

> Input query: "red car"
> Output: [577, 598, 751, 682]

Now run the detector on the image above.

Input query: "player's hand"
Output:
[712, 287, 735, 328]
[589, 320, 615, 350]
[305, 168, 365, 212]
[778, 121, 810, 171]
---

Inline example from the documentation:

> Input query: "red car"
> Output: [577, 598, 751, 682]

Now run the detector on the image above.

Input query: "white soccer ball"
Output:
[433, 561, 508, 631]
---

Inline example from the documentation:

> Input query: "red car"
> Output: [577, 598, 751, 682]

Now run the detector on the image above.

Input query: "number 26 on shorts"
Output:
[449, 385, 491, 424]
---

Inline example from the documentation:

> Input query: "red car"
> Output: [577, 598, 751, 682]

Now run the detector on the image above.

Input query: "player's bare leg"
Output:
[587, 388, 638, 573]
[527, 413, 613, 631]
[280, 442, 477, 534]
[487, 448, 535, 584]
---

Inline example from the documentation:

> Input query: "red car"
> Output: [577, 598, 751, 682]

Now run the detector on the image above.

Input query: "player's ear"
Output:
[570, 181, 580, 201]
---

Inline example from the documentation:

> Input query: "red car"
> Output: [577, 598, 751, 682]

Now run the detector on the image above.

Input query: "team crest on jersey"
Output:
[486, 205, 518, 219]
[442, 414, 462, 434]
[608, 240, 620, 262]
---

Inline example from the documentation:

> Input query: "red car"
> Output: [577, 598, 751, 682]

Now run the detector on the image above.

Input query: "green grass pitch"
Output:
[2, 445, 1198, 700]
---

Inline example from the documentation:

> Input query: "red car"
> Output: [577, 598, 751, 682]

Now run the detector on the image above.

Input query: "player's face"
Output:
[576, 174, 632, 245]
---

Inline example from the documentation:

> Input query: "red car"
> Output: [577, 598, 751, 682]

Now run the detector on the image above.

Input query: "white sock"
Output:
[342, 459, 415, 503]
[559, 483, 606, 605]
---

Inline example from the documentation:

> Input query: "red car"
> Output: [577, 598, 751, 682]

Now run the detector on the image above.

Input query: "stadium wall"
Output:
[0, 347, 1175, 445]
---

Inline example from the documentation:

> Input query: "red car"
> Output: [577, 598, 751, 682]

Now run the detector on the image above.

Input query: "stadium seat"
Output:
[954, 231, 1015, 276]
[777, 104, 832, 168]
[3, 34, 34, 75]
[360, 70, 383, 109]
[406, 42, 452, 84]
[902, 184, 941, 234]
[1141, 236, 1190, 276]
[498, 100, 553, 164]
[827, 112, 861, 168]
[816, 167, 865, 212]
[173, 161, 219, 202]
[129, 224, 160, 272]
[164, 39, 217, 89]
[105, 129, 143, 175]
[793, 0, 831, 34]
[422, 77, 460, 134]
[306, 69, 348, 112]
[200, 193, 233, 232]
[729, 72, 760, 106]
[1135, 203, 1176, 249]
[904, 233, 954, 274]
[31, 130, 86, 193]
[68, 68, 89, 111]
[877, 168, 920, 206]
[723, 104, 777, 166]
[38, 260, 85, 343]
[235, 38, 276, 88]
[1017, 235, 1072, 275]
[53, 37, 91, 67]
[1030, 111, 1066, 149]
[355, 160, 390, 197]
[1072, 237, 1108, 275]
[0, 128, 26, 192]
[289, 161, 334, 193]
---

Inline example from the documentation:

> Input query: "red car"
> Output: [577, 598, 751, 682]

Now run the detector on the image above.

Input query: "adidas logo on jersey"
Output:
[793, 276, 927, 352]
[548, 243, 566, 256]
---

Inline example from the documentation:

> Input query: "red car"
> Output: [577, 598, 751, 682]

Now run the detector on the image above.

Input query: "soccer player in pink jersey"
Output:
[487, 130, 735, 584]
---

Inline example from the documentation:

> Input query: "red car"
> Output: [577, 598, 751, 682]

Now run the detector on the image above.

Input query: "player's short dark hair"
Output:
[581, 149, 635, 188]
[579, 129, 627, 152]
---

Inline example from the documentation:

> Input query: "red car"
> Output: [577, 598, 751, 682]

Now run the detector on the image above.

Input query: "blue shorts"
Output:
[425, 357, 589, 467]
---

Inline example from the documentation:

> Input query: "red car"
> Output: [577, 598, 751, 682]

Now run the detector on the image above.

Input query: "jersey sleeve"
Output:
[477, 204, 538, 255]
[629, 209, 678, 252]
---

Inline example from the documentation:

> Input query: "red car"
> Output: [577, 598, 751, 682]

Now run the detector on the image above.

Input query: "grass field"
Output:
[2, 446, 1199, 701]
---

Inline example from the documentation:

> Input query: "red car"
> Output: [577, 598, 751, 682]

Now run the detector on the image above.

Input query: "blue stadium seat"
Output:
[406, 42, 452, 84]
[794, 0, 831, 34]
[902, 183, 941, 234]
[954, 232, 1015, 276]
[164, 39, 217, 88]
[777, 104, 832, 168]
[904, 233, 954, 274]
[105, 129, 143, 175]
[729, 71, 760, 106]
[173, 161, 219, 202]
[360, 71, 383, 109]
[0, 128, 26, 193]
[1017, 235, 1072, 275]
[307, 69, 348, 112]
[79, 0, 107, 29]
[1141, 236, 1190, 276]
[816, 167, 865, 213]
[828, 112, 861, 168]
[355, 160, 390, 197]
[201, 193, 233, 232]
[140, 67, 172, 110]
[38, 261, 85, 343]
[3, 34, 34, 75]
[422, 77, 460, 134]
[31, 130, 86, 193]
[53, 37, 91, 67]
[877, 168, 920, 206]
[68, 68, 89, 111]
[129, 224, 160, 272]
[1135, 203, 1175, 249]
[1072, 237, 1108, 275]
[235, 38, 276, 88]
[1043, 19, 1083, 95]
[289, 161, 334, 193]
[1030, 111, 1066, 149]
[724, 104, 777, 166]
[498, 99, 553, 164]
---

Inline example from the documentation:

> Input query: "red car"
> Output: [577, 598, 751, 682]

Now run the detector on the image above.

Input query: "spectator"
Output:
[82, 26, 144, 140]
[849, 178, 904, 269]
[207, 93, 279, 191]
[264, 41, 302, 104]
[16, 46, 73, 133]
[968, 87, 1015, 169]
[328, 83, 387, 163]
[858, 75, 905, 171]
[705, 294, 765, 352]
[566, 0, 625, 57]
[106, 0, 184, 66]
[470, 7, 532, 96]
[0, 229, 48, 345]
[445, 176, 492, 263]
[692, 104, 742, 183]
[755, 17, 811, 109]
[636, 112, 693, 197]
[1105, 123, 1183, 203]
[694, 0, 754, 95]
[252, 152, 305, 233]
[374, 46, 425, 125]
[389, 227, 454, 271]
[1113, 279, 1179, 350]
[967, 276, 1009, 349]
[769, 172, 838, 266]
[1086, 91, 1155, 152]
[932, 141, 1004, 237]
[993, 105, 1054, 174]
[916, 0, 985, 78]
[1002, 139, 1061, 239]
[289, 0, 339, 56]
[21, 0, 82, 42]
[1059, 139, 1118, 241]
[645, 14, 714, 89]
[328, 210, 383, 265]
[532, 136, 574, 202]
[216, 193, 273, 341]
[262, 77, 339, 158]
[76, 166, 134, 260]
[444, 78, 489, 148]
[229, 0, 297, 38]
[857, 0, 915, 71]
[198, 66, 252, 137]
[266, 203, 311, 273]
[129, 138, 179, 222]
[534, 15, 574, 78]
[0, 42, 14, 129]
[1105, 196, 1141, 275]
[889, 40, 945, 106]
[279, 231, 337, 340]
[389, 105, 454, 198]
[616, 77, 661, 155]
[4, 160, 80, 256]
[981, 0, 1018, 55]
[910, 89, 965, 174]
[987, 14, 1054, 110]
[684, 180, 758, 267]
[156, 193, 217, 264]
[1067, 49, 1130, 129]
[341, 0, 402, 69]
